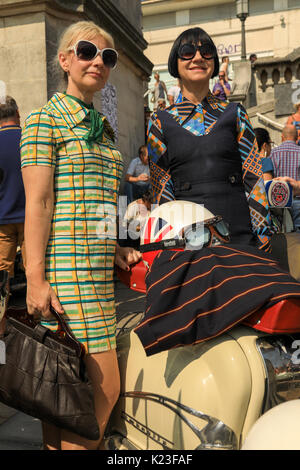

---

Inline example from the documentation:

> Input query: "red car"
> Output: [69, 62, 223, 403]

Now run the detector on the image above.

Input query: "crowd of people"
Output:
[1, 20, 300, 451]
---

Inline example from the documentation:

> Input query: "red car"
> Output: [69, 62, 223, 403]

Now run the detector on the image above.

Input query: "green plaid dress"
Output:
[20, 93, 123, 353]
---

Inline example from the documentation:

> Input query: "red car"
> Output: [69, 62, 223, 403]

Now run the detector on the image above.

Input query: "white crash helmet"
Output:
[140, 200, 230, 253]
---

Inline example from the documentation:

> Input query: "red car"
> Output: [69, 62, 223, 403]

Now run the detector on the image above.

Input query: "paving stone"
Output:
[0, 403, 17, 426]
[0, 279, 145, 449]
[0, 412, 42, 450]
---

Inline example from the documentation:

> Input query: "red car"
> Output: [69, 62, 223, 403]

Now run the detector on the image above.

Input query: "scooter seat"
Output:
[243, 298, 300, 334]
[116, 260, 300, 334]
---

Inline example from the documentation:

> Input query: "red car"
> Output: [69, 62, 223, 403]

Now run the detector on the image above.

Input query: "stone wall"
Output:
[110, 0, 142, 32]
[108, 53, 146, 177]
[0, 11, 48, 123]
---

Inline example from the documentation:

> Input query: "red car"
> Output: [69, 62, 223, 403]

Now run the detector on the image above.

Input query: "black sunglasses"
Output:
[178, 43, 216, 61]
[69, 40, 118, 69]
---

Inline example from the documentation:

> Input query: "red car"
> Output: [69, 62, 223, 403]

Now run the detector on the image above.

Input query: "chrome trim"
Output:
[105, 433, 140, 451]
[122, 391, 238, 450]
[256, 333, 300, 412]
[116, 312, 144, 338]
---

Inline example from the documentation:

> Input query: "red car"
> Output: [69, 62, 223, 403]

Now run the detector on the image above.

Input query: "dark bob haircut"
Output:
[168, 27, 219, 79]
[254, 127, 270, 152]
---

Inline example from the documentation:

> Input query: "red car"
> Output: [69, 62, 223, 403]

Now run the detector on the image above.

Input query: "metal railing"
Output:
[256, 112, 284, 131]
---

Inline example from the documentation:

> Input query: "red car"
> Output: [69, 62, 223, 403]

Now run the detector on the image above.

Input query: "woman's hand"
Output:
[137, 173, 150, 182]
[115, 244, 142, 271]
[273, 177, 300, 196]
[26, 278, 64, 320]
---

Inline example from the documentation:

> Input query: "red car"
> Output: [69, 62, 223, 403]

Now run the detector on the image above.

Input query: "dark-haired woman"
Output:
[147, 27, 274, 250]
[137, 27, 300, 356]
[254, 127, 274, 181]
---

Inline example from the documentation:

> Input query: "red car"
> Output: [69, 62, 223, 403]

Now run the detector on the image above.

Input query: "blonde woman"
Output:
[20, 21, 141, 450]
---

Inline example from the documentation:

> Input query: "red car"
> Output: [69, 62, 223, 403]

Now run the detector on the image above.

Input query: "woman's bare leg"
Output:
[60, 348, 120, 450]
[42, 422, 61, 450]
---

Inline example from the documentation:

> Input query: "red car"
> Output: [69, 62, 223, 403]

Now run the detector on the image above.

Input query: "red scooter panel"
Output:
[243, 299, 300, 334]
[115, 259, 148, 293]
[115, 251, 161, 294]
[116, 254, 300, 334]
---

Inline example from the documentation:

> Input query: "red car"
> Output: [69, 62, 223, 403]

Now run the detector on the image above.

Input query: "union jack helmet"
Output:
[139, 200, 230, 271]
[140, 200, 215, 250]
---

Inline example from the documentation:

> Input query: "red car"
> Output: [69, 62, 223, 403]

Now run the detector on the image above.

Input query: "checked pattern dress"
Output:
[20, 93, 123, 353]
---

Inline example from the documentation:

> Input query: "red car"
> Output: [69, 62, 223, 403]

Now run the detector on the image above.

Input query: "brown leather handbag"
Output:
[0, 306, 100, 440]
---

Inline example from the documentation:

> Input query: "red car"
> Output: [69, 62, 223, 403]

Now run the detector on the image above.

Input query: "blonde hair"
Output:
[51, 21, 115, 88]
[294, 102, 300, 111]
[58, 21, 114, 54]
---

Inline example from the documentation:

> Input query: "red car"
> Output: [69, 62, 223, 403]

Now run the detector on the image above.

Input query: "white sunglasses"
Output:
[69, 40, 118, 69]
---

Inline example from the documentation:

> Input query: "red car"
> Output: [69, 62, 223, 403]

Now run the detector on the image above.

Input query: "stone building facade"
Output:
[142, 0, 300, 84]
[142, 0, 300, 142]
[248, 48, 300, 144]
[0, 0, 153, 175]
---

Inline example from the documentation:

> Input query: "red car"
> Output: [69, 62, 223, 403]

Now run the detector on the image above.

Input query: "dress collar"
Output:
[47, 92, 115, 143]
[48, 92, 91, 129]
[168, 90, 219, 122]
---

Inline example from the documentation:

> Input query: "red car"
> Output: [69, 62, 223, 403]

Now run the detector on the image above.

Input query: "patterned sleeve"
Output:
[20, 108, 56, 169]
[237, 104, 275, 251]
[147, 112, 175, 204]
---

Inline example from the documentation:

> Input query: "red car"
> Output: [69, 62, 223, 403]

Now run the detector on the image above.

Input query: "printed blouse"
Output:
[147, 91, 274, 250]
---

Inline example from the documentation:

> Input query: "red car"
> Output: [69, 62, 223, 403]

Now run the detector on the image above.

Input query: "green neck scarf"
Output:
[65, 94, 104, 145]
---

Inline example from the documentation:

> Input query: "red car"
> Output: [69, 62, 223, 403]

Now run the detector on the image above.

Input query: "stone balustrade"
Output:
[253, 47, 300, 107]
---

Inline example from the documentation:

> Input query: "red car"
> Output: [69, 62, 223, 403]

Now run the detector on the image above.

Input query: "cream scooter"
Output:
[106, 196, 300, 451]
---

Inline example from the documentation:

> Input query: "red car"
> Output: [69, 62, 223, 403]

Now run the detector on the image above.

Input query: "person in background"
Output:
[272, 174, 300, 281]
[157, 98, 166, 111]
[249, 53, 257, 64]
[0, 96, 26, 335]
[167, 79, 181, 106]
[277, 176, 300, 195]
[121, 189, 154, 248]
[286, 102, 300, 144]
[212, 69, 231, 101]
[219, 56, 229, 82]
[270, 125, 300, 231]
[152, 72, 168, 111]
[20, 20, 141, 451]
[125, 145, 150, 203]
[144, 105, 151, 142]
[254, 127, 274, 181]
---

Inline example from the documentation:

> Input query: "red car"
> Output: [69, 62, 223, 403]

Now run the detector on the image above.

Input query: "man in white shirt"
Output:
[122, 190, 154, 247]
[125, 145, 150, 203]
[167, 80, 181, 106]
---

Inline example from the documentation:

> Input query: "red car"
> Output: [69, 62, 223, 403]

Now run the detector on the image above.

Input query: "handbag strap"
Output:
[5, 306, 85, 357]
[49, 306, 85, 357]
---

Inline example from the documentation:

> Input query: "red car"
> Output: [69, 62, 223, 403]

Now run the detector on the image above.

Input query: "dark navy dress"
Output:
[134, 93, 300, 355]
[147, 92, 273, 250]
